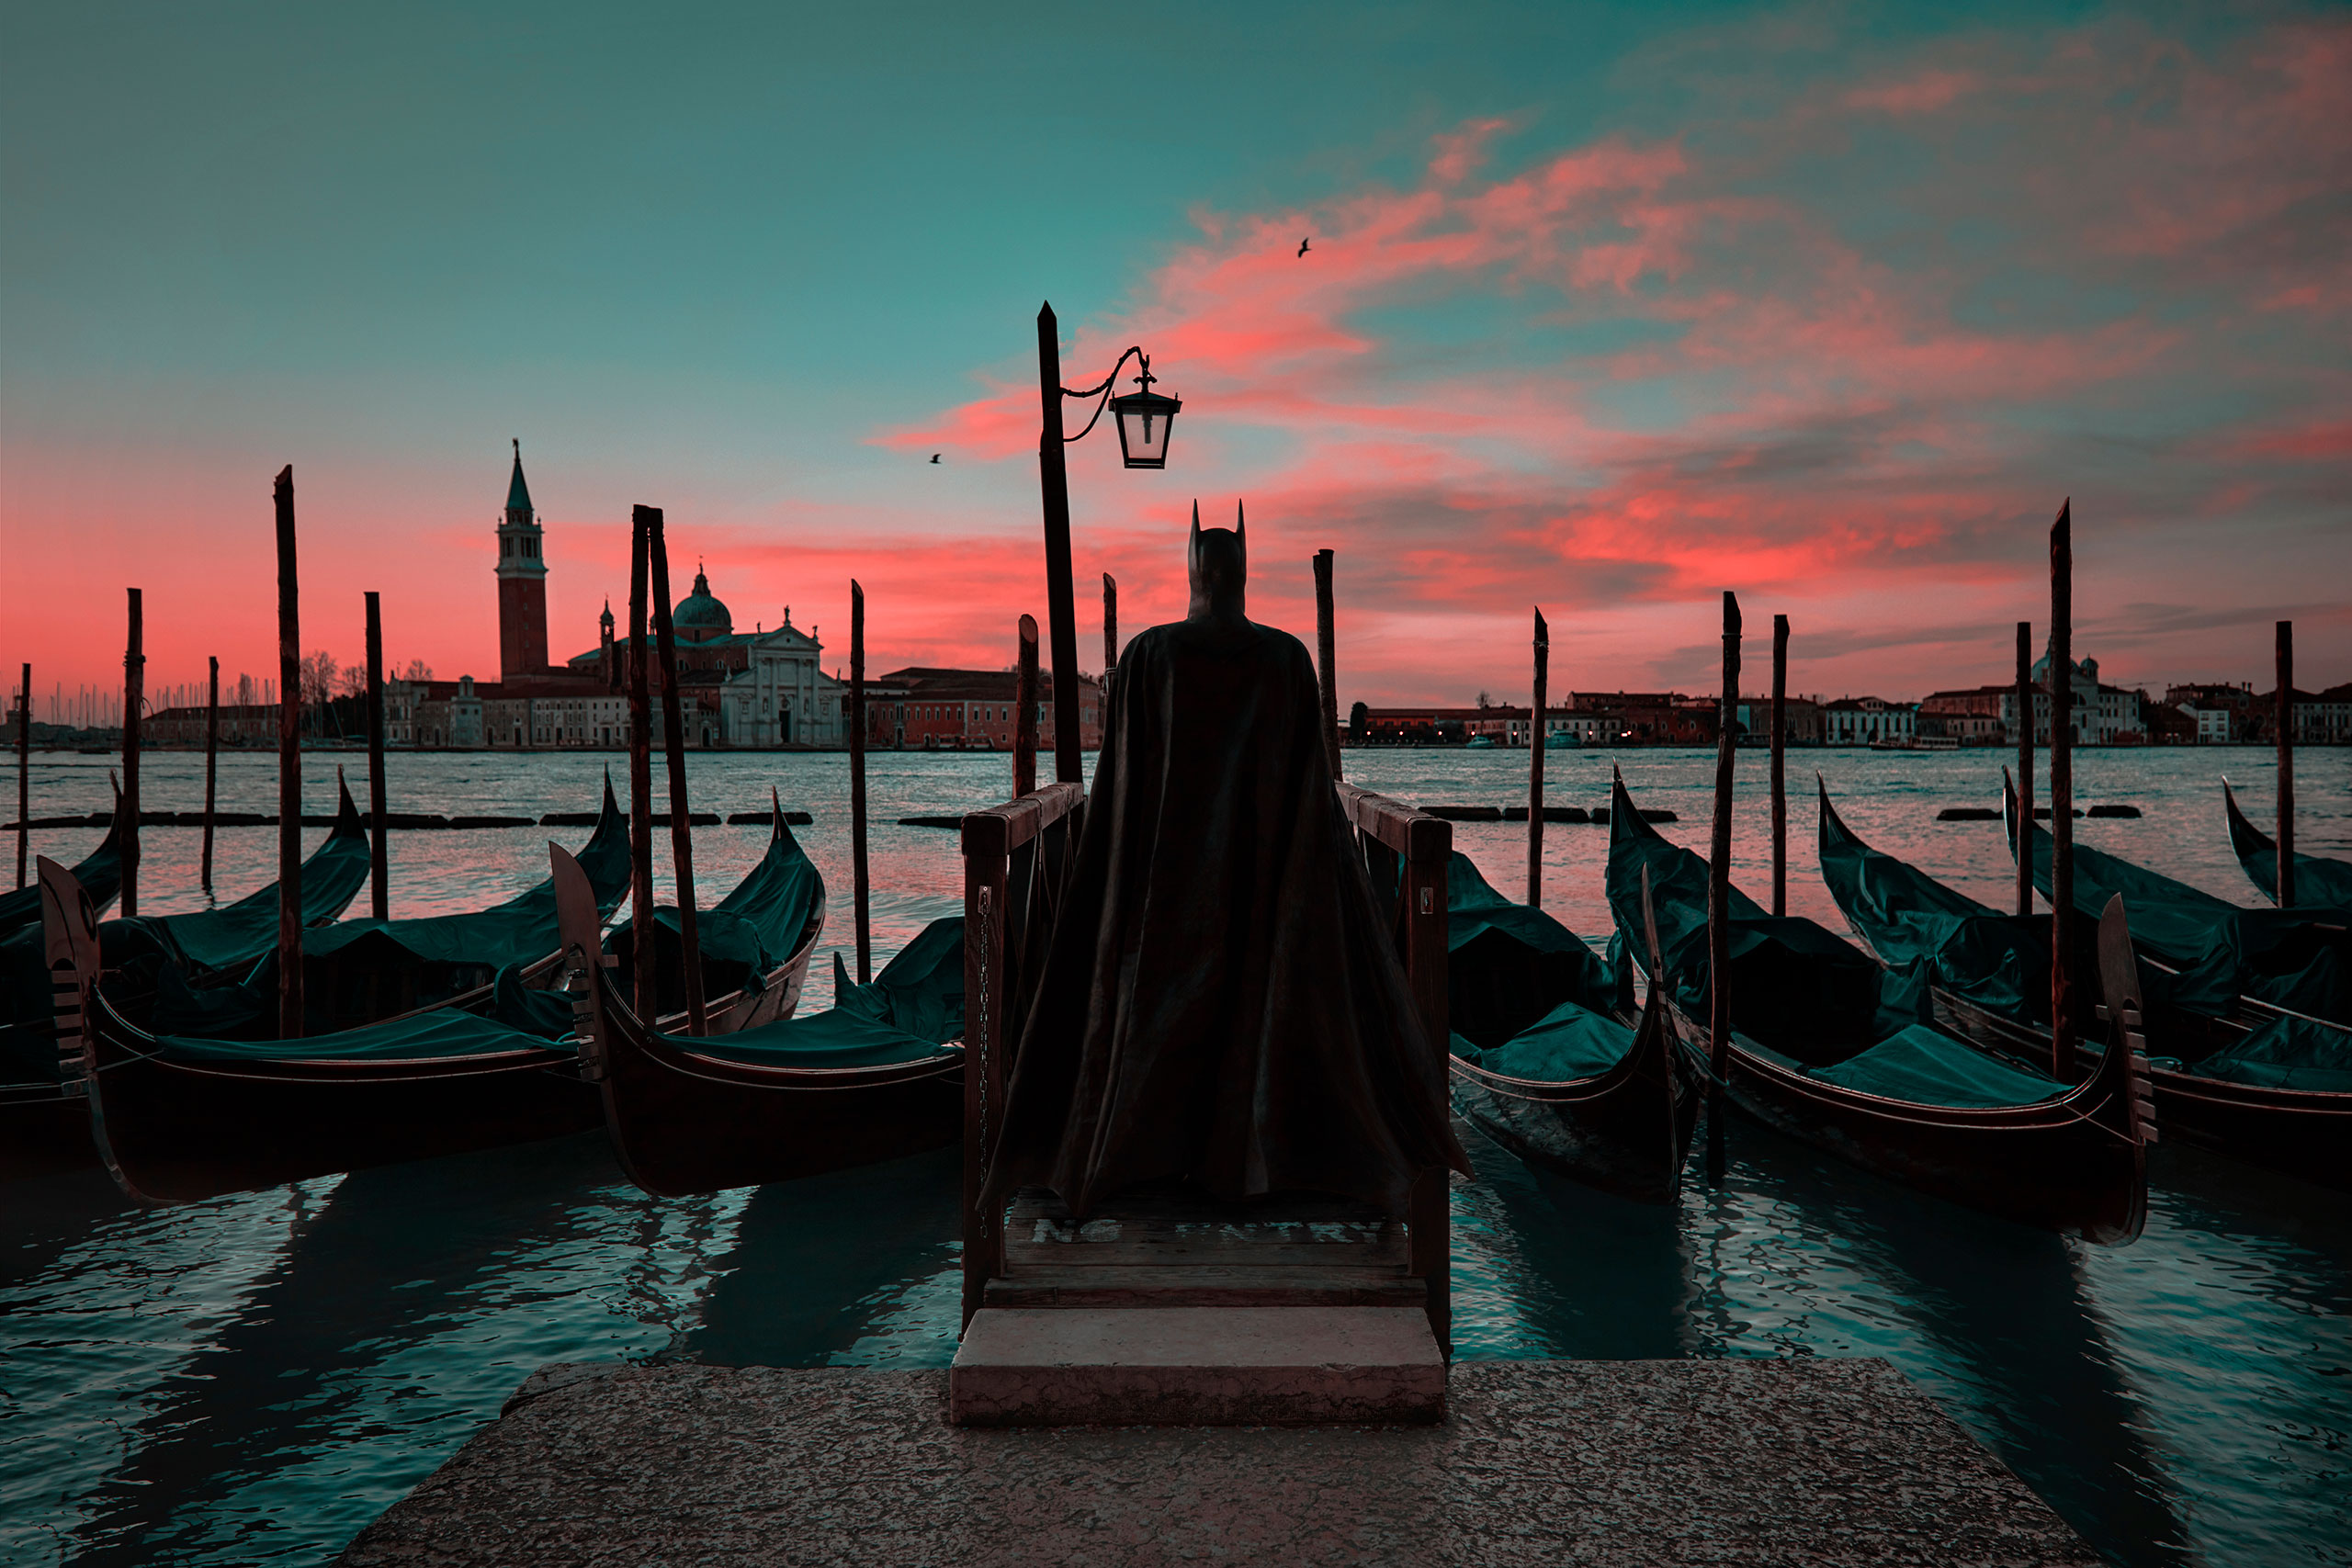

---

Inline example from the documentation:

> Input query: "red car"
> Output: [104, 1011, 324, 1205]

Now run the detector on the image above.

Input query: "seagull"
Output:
[929, 454, 941, 463]
[1297, 237, 1310, 257]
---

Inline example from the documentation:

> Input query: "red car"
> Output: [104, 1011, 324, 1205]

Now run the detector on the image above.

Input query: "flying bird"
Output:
[929, 454, 940, 463]
[1297, 237, 1310, 257]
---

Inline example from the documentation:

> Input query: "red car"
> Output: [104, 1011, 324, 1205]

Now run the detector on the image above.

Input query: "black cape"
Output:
[986, 615, 1469, 1217]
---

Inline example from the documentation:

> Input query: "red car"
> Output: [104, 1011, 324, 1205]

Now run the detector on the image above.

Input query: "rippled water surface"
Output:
[4, 745, 2347, 1564]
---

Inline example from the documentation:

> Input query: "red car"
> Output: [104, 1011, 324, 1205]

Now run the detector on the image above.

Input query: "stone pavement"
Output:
[338, 1358, 2098, 1567]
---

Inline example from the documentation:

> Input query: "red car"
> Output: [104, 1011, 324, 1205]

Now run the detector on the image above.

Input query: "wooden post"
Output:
[850, 580, 871, 985]
[1102, 573, 1118, 674]
[1314, 548, 1341, 778]
[274, 467, 302, 1039]
[200, 656, 219, 892]
[120, 590, 142, 918]
[1770, 615, 1788, 918]
[1707, 591, 1741, 1184]
[1014, 614, 1039, 798]
[2277, 620, 2295, 909]
[2015, 620, 2032, 919]
[1527, 606, 1548, 907]
[13, 662, 27, 890]
[364, 593, 388, 920]
[627, 509, 657, 1018]
[2049, 502, 2074, 1079]
[1401, 810, 1453, 1357]
[646, 508, 707, 1033]
[1036, 303, 1083, 785]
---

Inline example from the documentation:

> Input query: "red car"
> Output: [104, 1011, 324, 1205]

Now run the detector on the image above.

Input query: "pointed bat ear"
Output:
[1190, 501, 1201, 547]
[1234, 500, 1246, 547]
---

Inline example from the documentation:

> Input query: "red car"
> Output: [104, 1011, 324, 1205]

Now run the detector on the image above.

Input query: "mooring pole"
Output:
[364, 592, 388, 920]
[1770, 614, 1788, 918]
[274, 468, 302, 1039]
[1102, 573, 1118, 676]
[13, 662, 28, 890]
[1014, 614, 1039, 799]
[2277, 620, 2295, 910]
[1314, 548, 1341, 779]
[1708, 591, 1741, 1185]
[627, 509, 657, 1017]
[2015, 621, 2032, 919]
[201, 656, 219, 893]
[1036, 303, 1082, 785]
[646, 508, 707, 1034]
[1528, 606, 1548, 907]
[2049, 502, 2074, 1079]
[850, 580, 871, 985]
[120, 590, 143, 918]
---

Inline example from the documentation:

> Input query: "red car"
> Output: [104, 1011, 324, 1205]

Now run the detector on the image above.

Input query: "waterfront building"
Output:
[495, 442, 551, 680]
[1821, 696, 1917, 746]
[1731, 696, 1824, 746]
[865, 667, 1101, 751]
[2165, 682, 2256, 743]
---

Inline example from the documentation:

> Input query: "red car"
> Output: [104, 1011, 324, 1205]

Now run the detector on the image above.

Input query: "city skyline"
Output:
[6, 2, 2346, 706]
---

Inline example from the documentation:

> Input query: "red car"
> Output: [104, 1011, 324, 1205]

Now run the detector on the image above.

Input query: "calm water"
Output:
[3, 745, 2347, 1565]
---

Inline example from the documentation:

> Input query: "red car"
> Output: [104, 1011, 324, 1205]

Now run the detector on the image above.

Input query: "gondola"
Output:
[2222, 780, 2352, 908]
[1608, 774, 2152, 1243]
[1443, 852, 1696, 1202]
[44, 800, 824, 1204]
[605, 791, 827, 1034]
[552, 842, 964, 1197]
[1, 776, 371, 1182]
[1992, 781, 2352, 1190]
[0, 779, 128, 941]
[168, 773, 636, 1037]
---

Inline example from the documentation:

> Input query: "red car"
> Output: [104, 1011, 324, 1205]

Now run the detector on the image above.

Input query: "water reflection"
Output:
[685, 1145, 963, 1370]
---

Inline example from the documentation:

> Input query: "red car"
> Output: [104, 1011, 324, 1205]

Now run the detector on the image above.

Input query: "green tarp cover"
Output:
[1446, 852, 1621, 1048]
[1604, 779, 1884, 1065]
[1806, 1022, 2066, 1108]
[157, 1002, 560, 1064]
[2012, 807, 2351, 1023]
[302, 779, 631, 972]
[1818, 789, 2049, 1025]
[0, 803, 126, 939]
[103, 788, 373, 975]
[1453, 998, 1634, 1083]
[611, 816, 820, 977]
[2193, 1014, 2352, 1094]
[680, 1003, 949, 1069]
[684, 917, 967, 1067]
[2226, 786, 2352, 908]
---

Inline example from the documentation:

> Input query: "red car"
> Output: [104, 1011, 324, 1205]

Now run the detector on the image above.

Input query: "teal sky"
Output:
[6, 1, 2345, 705]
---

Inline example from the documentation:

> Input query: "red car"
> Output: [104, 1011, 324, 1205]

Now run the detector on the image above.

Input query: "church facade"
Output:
[399, 445, 846, 749]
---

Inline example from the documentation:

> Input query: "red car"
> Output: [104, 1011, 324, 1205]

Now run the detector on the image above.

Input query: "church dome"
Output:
[673, 567, 732, 641]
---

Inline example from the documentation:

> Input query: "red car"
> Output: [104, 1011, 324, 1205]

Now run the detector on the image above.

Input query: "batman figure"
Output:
[986, 503, 1469, 1217]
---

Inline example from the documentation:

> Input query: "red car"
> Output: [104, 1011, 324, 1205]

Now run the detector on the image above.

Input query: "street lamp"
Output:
[1034, 302, 1180, 783]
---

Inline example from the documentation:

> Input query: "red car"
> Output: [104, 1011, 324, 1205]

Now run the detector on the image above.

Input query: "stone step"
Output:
[986, 1265, 1426, 1309]
[948, 1306, 1445, 1427]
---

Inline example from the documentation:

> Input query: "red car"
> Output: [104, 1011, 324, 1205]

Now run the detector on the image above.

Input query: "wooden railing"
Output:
[1333, 780, 1454, 1354]
[955, 778, 1453, 1355]
[959, 782, 1084, 1328]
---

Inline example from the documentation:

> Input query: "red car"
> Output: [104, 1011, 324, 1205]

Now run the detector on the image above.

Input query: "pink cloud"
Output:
[1844, 68, 1981, 115]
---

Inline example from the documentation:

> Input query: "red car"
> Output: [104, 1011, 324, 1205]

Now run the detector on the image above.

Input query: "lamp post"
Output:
[1035, 301, 1180, 784]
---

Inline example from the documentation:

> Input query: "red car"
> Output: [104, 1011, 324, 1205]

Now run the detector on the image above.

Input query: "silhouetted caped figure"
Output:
[986, 504, 1469, 1218]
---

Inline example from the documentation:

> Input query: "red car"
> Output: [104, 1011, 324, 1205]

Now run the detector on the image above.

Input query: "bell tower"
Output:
[496, 438, 549, 678]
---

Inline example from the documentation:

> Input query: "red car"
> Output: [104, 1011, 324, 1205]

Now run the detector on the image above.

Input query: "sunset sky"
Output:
[4, 1, 2346, 713]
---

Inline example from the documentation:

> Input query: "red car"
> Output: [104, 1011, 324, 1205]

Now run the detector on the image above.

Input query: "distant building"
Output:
[390, 447, 848, 749]
[865, 667, 1101, 751]
[1821, 696, 1916, 746]
[2245, 684, 2352, 746]
[1732, 696, 1823, 746]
